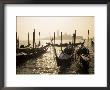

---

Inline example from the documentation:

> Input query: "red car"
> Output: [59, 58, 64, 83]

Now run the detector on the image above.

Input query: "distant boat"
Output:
[46, 42, 84, 47]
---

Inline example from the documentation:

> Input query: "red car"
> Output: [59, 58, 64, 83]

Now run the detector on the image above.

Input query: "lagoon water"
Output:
[16, 39, 90, 74]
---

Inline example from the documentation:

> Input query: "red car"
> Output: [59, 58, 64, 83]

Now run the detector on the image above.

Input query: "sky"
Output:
[17, 16, 94, 40]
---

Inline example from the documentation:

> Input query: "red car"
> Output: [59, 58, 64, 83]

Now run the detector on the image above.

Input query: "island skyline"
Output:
[17, 16, 94, 40]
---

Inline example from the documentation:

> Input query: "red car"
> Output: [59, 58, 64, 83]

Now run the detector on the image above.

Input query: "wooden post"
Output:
[88, 30, 89, 47]
[88, 30, 89, 41]
[39, 32, 40, 46]
[28, 32, 29, 46]
[72, 35, 73, 44]
[16, 32, 17, 42]
[73, 34, 75, 46]
[74, 30, 76, 45]
[54, 32, 55, 45]
[73, 33, 76, 60]
[33, 29, 35, 49]
[35, 43, 36, 48]
[16, 32, 17, 48]
[61, 32, 62, 51]
[34, 29, 35, 42]
[18, 36, 19, 48]
[33, 31, 34, 48]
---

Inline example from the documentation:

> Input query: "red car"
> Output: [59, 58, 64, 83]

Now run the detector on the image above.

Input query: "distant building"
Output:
[41, 32, 83, 40]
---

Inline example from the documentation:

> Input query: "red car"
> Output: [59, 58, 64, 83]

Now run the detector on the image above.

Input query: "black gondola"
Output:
[51, 41, 75, 74]
[16, 46, 49, 67]
[51, 40, 90, 74]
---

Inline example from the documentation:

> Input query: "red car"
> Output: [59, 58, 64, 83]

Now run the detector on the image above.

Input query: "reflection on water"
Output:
[34, 46, 59, 74]
[16, 46, 64, 74]
[16, 39, 93, 74]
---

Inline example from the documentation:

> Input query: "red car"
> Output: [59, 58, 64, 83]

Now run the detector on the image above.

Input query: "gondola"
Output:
[51, 41, 75, 74]
[76, 44, 90, 74]
[56, 46, 74, 74]
[16, 46, 48, 66]
[51, 39, 90, 74]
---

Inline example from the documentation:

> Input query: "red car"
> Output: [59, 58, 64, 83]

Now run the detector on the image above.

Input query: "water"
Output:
[19, 39, 83, 47]
[17, 40, 72, 74]
[17, 39, 93, 74]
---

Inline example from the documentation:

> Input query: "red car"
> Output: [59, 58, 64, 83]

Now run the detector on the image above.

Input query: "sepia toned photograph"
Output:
[16, 16, 94, 74]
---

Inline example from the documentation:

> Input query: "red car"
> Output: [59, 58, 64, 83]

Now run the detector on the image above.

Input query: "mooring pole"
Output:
[28, 32, 29, 46]
[35, 43, 36, 48]
[54, 32, 55, 45]
[88, 30, 89, 47]
[16, 32, 17, 48]
[72, 35, 73, 44]
[33, 31, 34, 48]
[34, 29, 35, 42]
[75, 30, 76, 44]
[73, 33, 75, 46]
[61, 32, 62, 51]
[39, 32, 40, 46]
[73, 33, 76, 60]
[18, 36, 19, 48]
[33, 29, 35, 48]
[16, 32, 17, 42]
[88, 30, 89, 41]
[75, 30, 76, 35]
